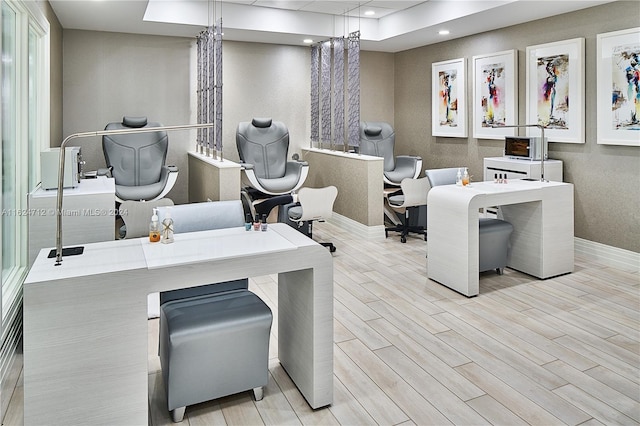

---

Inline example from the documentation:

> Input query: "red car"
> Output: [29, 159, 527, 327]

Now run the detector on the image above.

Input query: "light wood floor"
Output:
[4, 221, 639, 425]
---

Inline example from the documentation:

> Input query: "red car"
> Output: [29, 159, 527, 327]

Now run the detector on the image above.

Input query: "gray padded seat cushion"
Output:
[114, 170, 170, 201]
[384, 164, 414, 185]
[256, 167, 304, 193]
[103, 116, 170, 201]
[388, 194, 404, 206]
[479, 218, 514, 272]
[160, 289, 272, 410]
[161, 290, 272, 345]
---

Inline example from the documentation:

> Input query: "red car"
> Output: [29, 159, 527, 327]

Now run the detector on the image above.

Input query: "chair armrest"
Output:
[154, 165, 179, 201]
[97, 167, 112, 177]
[285, 161, 309, 193]
[395, 156, 423, 180]
[285, 161, 309, 171]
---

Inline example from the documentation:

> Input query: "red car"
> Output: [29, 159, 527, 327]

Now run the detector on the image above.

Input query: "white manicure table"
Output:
[427, 179, 574, 297]
[23, 223, 333, 425]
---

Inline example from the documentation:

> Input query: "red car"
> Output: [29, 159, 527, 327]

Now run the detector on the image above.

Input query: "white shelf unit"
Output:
[27, 176, 116, 265]
[483, 157, 563, 182]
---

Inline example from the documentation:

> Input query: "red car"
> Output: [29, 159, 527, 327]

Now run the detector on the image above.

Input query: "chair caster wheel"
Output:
[330, 246, 336, 253]
[401, 236, 406, 243]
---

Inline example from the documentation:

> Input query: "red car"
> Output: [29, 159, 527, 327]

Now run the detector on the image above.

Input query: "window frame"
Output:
[1, 0, 50, 332]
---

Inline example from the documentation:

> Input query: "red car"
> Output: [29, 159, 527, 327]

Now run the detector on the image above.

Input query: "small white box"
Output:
[41, 147, 81, 189]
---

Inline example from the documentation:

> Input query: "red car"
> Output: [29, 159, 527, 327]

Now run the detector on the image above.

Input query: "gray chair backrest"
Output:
[236, 118, 289, 179]
[425, 168, 462, 187]
[156, 200, 245, 235]
[359, 121, 396, 172]
[103, 116, 168, 187]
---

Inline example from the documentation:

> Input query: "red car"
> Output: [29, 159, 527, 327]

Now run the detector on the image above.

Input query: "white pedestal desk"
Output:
[27, 176, 115, 266]
[24, 223, 333, 425]
[427, 180, 574, 297]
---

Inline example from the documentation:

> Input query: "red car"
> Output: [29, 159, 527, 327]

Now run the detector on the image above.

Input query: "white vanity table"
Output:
[427, 180, 574, 297]
[23, 223, 334, 425]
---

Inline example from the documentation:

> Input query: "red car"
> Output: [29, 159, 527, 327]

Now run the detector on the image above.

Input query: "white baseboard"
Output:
[574, 238, 639, 273]
[327, 215, 637, 273]
[328, 213, 386, 240]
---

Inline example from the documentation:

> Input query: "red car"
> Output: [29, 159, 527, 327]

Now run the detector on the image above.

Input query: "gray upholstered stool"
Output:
[479, 218, 514, 275]
[159, 289, 273, 422]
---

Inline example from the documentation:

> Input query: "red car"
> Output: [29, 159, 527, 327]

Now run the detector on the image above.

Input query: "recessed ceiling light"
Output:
[364, 10, 375, 16]
[439, 30, 450, 35]
[303, 39, 313, 44]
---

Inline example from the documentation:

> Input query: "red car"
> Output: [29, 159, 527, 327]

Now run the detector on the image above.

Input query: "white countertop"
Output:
[26, 224, 299, 282]
[30, 175, 115, 198]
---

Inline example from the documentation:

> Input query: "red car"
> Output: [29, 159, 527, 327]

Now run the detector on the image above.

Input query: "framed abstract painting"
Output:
[432, 58, 467, 138]
[472, 49, 518, 139]
[526, 38, 585, 143]
[597, 27, 640, 146]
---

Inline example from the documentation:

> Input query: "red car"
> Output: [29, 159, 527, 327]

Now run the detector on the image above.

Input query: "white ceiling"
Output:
[49, 0, 615, 52]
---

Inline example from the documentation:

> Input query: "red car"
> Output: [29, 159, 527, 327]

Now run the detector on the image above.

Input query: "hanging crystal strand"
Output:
[310, 44, 320, 149]
[214, 18, 223, 160]
[347, 31, 360, 149]
[207, 26, 215, 157]
[320, 40, 332, 149]
[333, 37, 345, 151]
[196, 34, 204, 153]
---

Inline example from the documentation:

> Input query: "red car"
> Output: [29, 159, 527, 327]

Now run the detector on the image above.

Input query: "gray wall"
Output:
[394, 1, 640, 253]
[62, 30, 193, 203]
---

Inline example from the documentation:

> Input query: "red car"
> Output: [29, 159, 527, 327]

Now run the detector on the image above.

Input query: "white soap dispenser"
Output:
[456, 168, 462, 186]
[161, 208, 174, 244]
[149, 208, 160, 243]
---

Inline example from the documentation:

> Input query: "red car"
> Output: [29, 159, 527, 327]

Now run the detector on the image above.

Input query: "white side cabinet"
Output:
[28, 176, 116, 265]
[483, 157, 563, 182]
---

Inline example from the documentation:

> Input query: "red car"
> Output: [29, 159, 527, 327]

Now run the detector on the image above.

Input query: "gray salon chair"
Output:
[102, 116, 178, 203]
[425, 168, 513, 274]
[236, 118, 309, 196]
[157, 201, 272, 422]
[359, 121, 422, 186]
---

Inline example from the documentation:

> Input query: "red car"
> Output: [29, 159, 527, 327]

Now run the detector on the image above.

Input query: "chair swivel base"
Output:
[320, 242, 336, 253]
[385, 225, 426, 243]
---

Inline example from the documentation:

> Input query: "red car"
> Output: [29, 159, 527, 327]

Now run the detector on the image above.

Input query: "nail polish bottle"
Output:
[253, 214, 261, 231]
[245, 213, 252, 231]
[261, 214, 268, 231]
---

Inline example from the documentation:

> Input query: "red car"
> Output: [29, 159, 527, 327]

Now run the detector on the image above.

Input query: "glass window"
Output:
[2, 2, 19, 304]
[1, 0, 49, 323]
